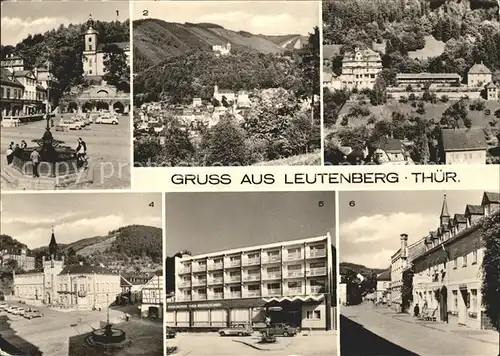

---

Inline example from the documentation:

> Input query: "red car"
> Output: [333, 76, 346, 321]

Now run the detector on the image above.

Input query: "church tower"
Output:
[440, 194, 450, 228]
[83, 16, 99, 77]
[48, 225, 58, 260]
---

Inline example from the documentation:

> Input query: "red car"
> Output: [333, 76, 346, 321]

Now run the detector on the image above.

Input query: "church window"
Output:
[89, 70, 92, 75]
[89, 45, 93, 51]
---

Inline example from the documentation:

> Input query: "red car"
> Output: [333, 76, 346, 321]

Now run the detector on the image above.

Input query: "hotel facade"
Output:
[395, 192, 499, 330]
[166, 234, 335, 330]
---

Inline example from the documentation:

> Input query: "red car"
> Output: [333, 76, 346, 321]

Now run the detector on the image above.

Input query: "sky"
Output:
[1, 2, 129, 46]
[0, 193, 162, 249]
[339, 190, 493, 269]
[165, 191, 335, 256]
[133, 1, 319, 36]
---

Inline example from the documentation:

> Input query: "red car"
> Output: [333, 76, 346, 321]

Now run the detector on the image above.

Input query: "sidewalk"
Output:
[373, 306, 499, 345]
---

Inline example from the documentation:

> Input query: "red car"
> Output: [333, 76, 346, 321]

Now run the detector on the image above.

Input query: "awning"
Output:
[263, 294, 325, 303]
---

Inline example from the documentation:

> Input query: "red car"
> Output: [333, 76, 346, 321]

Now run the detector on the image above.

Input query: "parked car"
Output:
[0, 302, 8, 310]
[219, 324, 253, 337]
[96, 114, 119, 125]
[166, 327, 176, 339]
[72, 117, 85, 129]
[23, 308, 43, 319]
[59, 119, 80, 130]
[12, 307, 25, 316]
[261, 323, 298, 337]
[7, 306, 19, 314]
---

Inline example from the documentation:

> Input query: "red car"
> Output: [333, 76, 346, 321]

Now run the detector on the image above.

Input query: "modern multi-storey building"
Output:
[166, 234, 335, 330]
[408, 192, 499, 329]
[12, 228, 121, 310]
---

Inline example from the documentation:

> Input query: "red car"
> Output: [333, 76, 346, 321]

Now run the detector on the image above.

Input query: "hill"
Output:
[339, 262, 386, 277]
[133, 18, 290, 72]
[0, 234, 30, 255]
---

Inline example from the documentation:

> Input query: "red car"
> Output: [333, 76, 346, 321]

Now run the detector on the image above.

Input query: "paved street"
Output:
[167, 330, 337, 356]
[0, 300, 160, 356]
[1, 114, 131, 190]
[341, 302, 499, 356]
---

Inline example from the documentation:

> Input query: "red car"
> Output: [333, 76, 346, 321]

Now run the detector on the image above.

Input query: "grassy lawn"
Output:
[252, 151, 321, 166]
[408, 35, 445, 60]
[336, 100, 500, 129]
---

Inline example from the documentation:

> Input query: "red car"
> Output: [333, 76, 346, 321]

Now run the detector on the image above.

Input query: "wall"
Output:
[445, 150, 486, 165]
[301, 302, 326, 329]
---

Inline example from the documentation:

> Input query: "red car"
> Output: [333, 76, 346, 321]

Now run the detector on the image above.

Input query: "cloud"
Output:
[2, 214, 162, 249]
[1, 211, 90, 227]
[0, 16, 71, 45]
[340, 212, 436, 268]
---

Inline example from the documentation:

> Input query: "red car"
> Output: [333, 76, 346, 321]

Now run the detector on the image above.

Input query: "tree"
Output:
[134, 137, 163, 166]
[481, 211, 500, 332]
[102, 44, 130, 92]
[442, 99, 468, 128]
[161, 118, 196, 166]
[369, 77, 387, 106]
[205, 116, 249, 166]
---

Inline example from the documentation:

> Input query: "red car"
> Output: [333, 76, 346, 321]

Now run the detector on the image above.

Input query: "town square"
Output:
[0, 2, 131, 190]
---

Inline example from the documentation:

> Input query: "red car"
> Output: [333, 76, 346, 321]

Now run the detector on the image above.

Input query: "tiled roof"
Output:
[397, 72, 460, 80]
[0, 68, 24, 88]
[59, 264, 116, 275]
[465, 204, 484, 215]
[468, 63, 491, 75]
[485, 81, 499, 89]
[441, 128, 488, 152]
[484, 191, 500, 203]
[377, 268, 391, 281]
[13, 70, 34, 78]
[377, 137, 403, 153]
[454, 213, 467, 223]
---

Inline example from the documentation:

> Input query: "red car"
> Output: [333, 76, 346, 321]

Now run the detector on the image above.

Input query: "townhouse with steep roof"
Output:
[409, 192, 499, 330]
[440, 128, 488, 164]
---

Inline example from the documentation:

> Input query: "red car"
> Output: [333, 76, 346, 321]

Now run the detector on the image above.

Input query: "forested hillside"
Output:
[0, 20, 129, 99]
[133, 19, 288, 72]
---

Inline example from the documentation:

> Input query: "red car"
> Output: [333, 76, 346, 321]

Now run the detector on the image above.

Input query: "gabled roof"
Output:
[59, 264, 116, 275]
[454, 213, 467, 223]
[441, 128, 488, 152]
[377, 137, 403, 153]
[0, 68, 24, 88]
[465, 204, 484, 216]
[485, 81, 499, 89]
[468, 63, 491, 75]
[482, 191, 500, 204]
[13, 70, 35, 78]
[377, 268, 391, 281]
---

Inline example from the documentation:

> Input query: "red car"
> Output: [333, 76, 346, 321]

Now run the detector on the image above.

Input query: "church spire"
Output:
[440, 194, 450, 228]
[49, 225, 58, 259]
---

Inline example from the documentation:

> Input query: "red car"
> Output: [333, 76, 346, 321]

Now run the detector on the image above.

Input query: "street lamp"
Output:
[106, 293, 110, 325]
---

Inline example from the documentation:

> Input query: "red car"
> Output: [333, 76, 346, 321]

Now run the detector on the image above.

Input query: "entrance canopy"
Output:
[263, 294, 325, 303]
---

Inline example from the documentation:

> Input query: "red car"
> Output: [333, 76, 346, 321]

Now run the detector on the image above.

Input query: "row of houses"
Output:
[385, 191, 499, 330]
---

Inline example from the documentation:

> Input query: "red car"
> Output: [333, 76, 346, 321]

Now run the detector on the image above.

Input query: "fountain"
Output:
[85, 323, 129, 349]
[2, 114, 91, 189]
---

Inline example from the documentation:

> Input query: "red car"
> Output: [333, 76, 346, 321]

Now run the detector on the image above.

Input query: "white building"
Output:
[389, 233, 408, 310]
[212, 43, 231, 57]
[338, 47, 382, 90]
[166, 234, 335, 330]
[140, 273, 163, 319]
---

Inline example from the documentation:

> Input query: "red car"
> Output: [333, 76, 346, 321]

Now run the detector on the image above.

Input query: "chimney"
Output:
[400, 233, 408, 259]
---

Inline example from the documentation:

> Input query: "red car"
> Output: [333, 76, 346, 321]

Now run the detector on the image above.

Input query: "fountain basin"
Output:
[11, 146, 78, 177]
[91, 327, 126, 344]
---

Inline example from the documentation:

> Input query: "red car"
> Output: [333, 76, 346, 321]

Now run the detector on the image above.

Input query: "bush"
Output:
[416, 107, 426, 115]
[367, 116, 377, 125]
[440, 95, 449, 103]
[411, 101, 417, 108]
[399, 96, 408, 103]
[481, 211, 500, 331]
[340, 117, 349, 126]
[408, 93, 417, 101]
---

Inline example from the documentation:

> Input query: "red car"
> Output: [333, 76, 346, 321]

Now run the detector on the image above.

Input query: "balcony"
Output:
[286, 288, 302, 295]
[226, 260, 241, 268]
[243, 275, 260, 282]
[247, 290, 261, 297]
[193, 295, 207, 301]
[208, 263, 223, 270]
[266, 289, 281, 296]
[227, 276, 241, 283]
[178, 281, 191, 288]
[285, 254, 302, 261]
[212, 292, 223, 299]
[262, 255, 281, 264]
[193, 265, 207, 273]
[192, 279, 207, 287]
[307, 250, 326, 259]
[263, 273, 281, 280]
[179, 267, 191, 274]
[243, 259, 260, 266]
[208, 277, 223, 285]
[177, 296, 191, 302]
[286, 270, 304, 278]
[310, 286, 325, 294]
[229, 292, 242, 298]
[307, 267, 327, 276]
